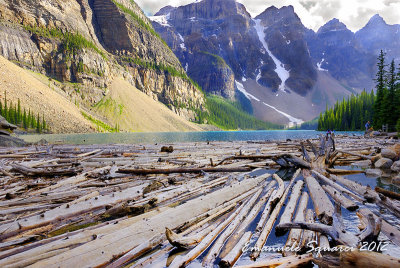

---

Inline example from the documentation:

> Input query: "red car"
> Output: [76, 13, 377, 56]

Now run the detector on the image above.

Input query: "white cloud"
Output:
[135, 0, 400, 31]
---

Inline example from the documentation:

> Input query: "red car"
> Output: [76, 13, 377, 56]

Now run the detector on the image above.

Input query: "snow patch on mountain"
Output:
[254, 19, 290, 92]
[235, 81, 260, 101]
[149, 13, 171, 27]
[236, 81, 303, 126]
[262, 102, 304, 126]
[317, 58, 328, 71]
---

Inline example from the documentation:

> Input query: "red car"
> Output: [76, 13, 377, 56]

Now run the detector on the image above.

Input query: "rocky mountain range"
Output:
[0, 0, 206, 132]
[150, 0, 400, 126]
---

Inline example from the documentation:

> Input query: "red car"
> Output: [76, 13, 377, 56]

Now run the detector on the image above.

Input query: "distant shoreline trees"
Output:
[318, 50, 400, 132]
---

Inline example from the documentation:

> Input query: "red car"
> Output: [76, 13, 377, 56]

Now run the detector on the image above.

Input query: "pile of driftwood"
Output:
[0, 135, 399, 267]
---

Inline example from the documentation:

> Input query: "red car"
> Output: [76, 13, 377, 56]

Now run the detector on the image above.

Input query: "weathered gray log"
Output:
[167, 188, 263, 250]
[330, 175, 400, 217]
[10, 164, 79, 177]
[168, 199, 246, 268]
[358, 208, 400, 247]
[117, 166, 252, 175]
[282, 191, 309, 257]
[219, 232, 252, 268]
[250, 170, 300, 260]
[322, 185, 359, 211]
[305, 175, 334, 225]
[277, 212, 382, 247]
[312, 170, 364, 202]
[273, 154, 311, 169]
[203, 184, 275, 266]
[326, 168, 365, 175]
[216, 155, 275, 166]
[314, 250, 400, 268]
[300, 209, 316, 250]
[234, 254, 312, 268]
[337, 150, 373, 160]
[375, 187, 400, 201]
[275, 180, 304, 235]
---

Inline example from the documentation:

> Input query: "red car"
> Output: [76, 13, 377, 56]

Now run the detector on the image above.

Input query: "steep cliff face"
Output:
[151, 0, 268, 100]
[152, 2, 318, 98]
[355, 14, 400, 60]
[0, 0, 205, 130]
[306, 18, 375, 91]
[255, 6, 317, 95]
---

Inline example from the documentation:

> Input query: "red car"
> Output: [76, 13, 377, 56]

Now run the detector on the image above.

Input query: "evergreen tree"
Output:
[383, 60, 398, 131]
[396, 63, 400, 127]
[42, 114, 46, 132]
[23, 109, 28, 130]
[4, 92, 8, 121]
[373, 50, 387, 129]
[318, 90, 374, 131]
[17, 99, 21, 124]
[36, 113, 41, 133]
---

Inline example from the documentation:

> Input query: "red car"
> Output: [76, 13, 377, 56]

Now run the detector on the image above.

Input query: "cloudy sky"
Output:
[135, 0, 400, 32]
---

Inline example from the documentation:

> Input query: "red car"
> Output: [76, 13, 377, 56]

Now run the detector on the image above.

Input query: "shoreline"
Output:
[17, 130, 365, 146]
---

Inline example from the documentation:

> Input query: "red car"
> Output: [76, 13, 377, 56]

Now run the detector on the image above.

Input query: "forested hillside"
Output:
[201, 95, 282, 130]
[318, 50, 400, 132]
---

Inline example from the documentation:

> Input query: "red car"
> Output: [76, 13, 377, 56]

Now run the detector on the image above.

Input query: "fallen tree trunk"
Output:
[234, 254, 312, 268]
[283, 191, 309, 257]
[202, 186, 274, 266]
[326, 168, 365, 175]
[314, 250, 400, 268]
[168, 199, 248, 268]
[250, 170, 300, 260]
[322, 185, 359, 211]
[275, 180, 304, 235]
[375, 187, 400, 201]
[117, 166, 252, 175]
[305, 175, 334, 225]
[336, 150, 373, 160]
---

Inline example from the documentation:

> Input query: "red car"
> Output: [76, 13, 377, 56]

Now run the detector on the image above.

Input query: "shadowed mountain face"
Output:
[255, 6, 317, 96]
[152, 0, 315, 98]
[355, 14, 400, 62]
[306, 18, 376, 91]
[151, 0, 400, 125]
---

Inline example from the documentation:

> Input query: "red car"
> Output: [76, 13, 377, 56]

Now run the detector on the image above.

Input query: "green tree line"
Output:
[318, 50, 400, 133]
[198, 95, 283, 130]
[0, 92, 48, 133]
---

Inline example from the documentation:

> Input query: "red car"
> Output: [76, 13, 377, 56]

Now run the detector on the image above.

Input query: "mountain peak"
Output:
[155, 5, 176, 16]
[256, 5, 300, 25]
[366, 14, 386, 26]
[317, 18, 349, 34]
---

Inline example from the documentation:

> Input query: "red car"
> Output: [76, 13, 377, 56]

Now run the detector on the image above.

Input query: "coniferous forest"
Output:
[0, 92, 48, 133]
[318, 50, 400, 132]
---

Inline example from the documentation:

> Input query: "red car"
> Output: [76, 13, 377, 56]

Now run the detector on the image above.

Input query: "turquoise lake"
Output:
[20, 130, 363, 145]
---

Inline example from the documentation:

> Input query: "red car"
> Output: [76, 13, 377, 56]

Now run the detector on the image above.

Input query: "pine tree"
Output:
[42, 114, 47, 132]
[8, 101, 14, 124]
[13, 102, 18, 125]
[27, 109, 32, 129]
[17, 99, 21, 124]
[373, 50, 387, 129]
[30, 109, 36, 129]
[36, 113, 41, 133]
[383, 60, 398, 131]
[4, 92, 8, 121]
[23, 109, 28, 130]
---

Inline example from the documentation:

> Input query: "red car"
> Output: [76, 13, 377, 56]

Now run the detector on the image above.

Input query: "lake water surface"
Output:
[21, 130, 363, 145]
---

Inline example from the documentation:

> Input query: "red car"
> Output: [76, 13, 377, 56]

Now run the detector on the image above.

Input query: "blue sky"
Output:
[135, 0, 400, 31]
